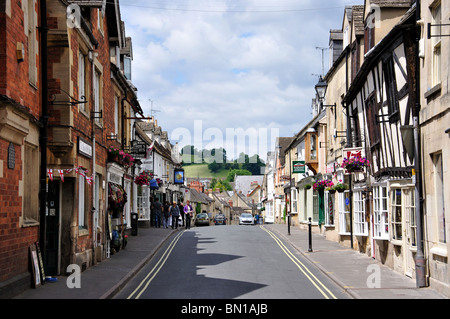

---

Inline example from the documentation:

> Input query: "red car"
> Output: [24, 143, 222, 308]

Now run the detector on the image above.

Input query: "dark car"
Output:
[214, 214, 227, 225]
[195, 213, 210, 226]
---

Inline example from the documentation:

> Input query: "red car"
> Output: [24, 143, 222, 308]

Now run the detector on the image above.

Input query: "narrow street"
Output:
[115, 225, 349, 299]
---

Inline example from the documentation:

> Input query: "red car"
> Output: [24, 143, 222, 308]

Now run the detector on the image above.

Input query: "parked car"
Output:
[239, 213, 254, 225]
[214, 214, 227, 225]
[195, 213, 210, 226]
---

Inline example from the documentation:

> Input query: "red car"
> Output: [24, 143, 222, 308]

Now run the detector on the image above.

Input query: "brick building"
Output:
[45, 0, 139, 274]
[0, 0, 140, 297]
[0, 0, 42, 297]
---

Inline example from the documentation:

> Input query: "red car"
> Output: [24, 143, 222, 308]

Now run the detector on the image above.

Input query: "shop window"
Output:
[325, 191, 335, 226]
[373, 185, 389, 240]
[391, 189, 403, 241]
[338, 190, 351, 235]
[353, 191, 367, 236]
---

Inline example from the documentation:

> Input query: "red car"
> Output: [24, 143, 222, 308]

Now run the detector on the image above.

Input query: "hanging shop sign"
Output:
[130, 140, 147, 159]
[174, 169, 185, 184]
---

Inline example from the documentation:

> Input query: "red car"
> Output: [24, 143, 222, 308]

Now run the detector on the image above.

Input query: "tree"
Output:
[226, 169, 251, 182]
[208, 161, 220, 173]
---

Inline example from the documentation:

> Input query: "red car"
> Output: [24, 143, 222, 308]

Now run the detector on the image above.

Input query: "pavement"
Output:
[12, 223, 446, 300]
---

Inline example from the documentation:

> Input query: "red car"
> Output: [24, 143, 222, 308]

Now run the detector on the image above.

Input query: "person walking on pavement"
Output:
[178, 201, 185, 226]
[162, 201, 171, 228]
[184, 200, 193, 229]
[170, 202, 180, 229]
[152, 198, 162, 228]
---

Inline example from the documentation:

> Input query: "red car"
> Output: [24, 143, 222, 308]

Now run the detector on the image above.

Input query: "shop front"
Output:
[106, 163, 127, 256]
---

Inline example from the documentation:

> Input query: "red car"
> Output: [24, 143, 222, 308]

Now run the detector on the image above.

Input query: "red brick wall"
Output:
[0, 139, 38, 282]
[0, 1, 40, 283]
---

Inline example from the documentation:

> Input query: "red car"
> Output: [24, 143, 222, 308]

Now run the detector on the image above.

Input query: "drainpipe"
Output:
[39, 0, 48, 265]
[90, 50, 97, 250]
[414, 0, 427, 288]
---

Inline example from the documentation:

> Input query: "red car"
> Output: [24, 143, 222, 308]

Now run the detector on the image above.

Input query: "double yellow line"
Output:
[127, 230, 185, 299]
[261, 226, 337, 299]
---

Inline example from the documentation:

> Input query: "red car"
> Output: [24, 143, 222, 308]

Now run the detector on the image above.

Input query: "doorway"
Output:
[46, 180, 61, 276]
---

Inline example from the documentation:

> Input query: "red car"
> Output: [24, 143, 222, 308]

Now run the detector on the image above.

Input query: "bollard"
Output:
[308, 217, 313, 252]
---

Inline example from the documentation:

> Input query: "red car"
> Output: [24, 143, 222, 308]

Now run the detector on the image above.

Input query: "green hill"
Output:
[183, 164, 229, 179]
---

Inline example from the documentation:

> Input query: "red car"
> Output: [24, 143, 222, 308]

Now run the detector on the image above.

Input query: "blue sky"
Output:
[120, 0, 361, 160]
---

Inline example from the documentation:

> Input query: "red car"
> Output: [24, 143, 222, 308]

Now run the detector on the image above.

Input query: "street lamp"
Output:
[315, 76, 336, 111]
[315, 76, 328, 101]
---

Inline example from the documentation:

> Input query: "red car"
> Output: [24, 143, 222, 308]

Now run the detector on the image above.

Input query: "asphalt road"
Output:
[114, 225, 350, 300]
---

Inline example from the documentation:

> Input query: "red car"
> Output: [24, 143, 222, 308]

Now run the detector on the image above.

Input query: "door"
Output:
[46, 180, 61, 276]
[404, 188, 416, 278]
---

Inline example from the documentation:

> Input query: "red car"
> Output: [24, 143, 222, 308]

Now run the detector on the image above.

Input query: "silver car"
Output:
[239, 213, 254, 225]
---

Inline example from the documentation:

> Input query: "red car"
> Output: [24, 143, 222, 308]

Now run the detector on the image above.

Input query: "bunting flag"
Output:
[86, 175, 94, 185]
[46, 166, 94, 186]
[147, 140, 155, 157]
[58, 169, 64, 182]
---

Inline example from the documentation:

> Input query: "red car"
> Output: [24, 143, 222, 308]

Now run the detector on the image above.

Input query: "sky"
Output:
[120, 0, 361, 162]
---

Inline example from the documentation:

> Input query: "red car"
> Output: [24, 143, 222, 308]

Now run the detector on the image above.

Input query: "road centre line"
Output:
[260, 226, 337, 299]
[127, 230, 185, 299]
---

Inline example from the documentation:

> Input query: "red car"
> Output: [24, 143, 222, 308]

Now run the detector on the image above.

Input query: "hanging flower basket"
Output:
[313, 180, 334, 191]
[341, 156, 370, 173]
[119, 150, 135, 168]
[107, 147, 120, 162]
[333, 180, 348, 193]
[134, 171, 153, 186]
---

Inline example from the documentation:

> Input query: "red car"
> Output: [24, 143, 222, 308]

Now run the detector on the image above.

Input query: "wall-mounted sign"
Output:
[77, 136, 92, 158]
[174, 169, 185, 184]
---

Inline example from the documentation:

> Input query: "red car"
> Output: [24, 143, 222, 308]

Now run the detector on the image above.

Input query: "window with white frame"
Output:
[325, 191, 335, 226]
[313, 190, 319, 222]
[291, 188, 298, 214]
[404, 188, 416, 247]
[114, 94, 119, 138]
[353, 191, 368, 236]
[431, 1, 441, 87]
[78, 52, 86, 104]
[78, 175, 86, 228]
[338, 190, 351, 235]
[391, 188, 403, 241]
[93, 69, 102, 124]
[26, 0, 37, 86]
[373, 185, 389, 240]
[433, 152, 446, 243]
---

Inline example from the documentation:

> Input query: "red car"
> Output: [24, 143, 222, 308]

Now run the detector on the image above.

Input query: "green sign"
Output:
[292, 161, 305, 174]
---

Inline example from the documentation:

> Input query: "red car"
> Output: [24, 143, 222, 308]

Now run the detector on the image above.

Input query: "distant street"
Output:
[115, 225, 349, 299]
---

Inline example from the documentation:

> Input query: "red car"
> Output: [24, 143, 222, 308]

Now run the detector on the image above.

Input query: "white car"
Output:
[239, 213, 254, 225]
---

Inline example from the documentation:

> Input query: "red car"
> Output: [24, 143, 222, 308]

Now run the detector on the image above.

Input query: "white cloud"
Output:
[120, 0, 359, 160]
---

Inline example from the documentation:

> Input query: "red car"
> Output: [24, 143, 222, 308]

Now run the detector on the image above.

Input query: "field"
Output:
[183, 164, 229, 179]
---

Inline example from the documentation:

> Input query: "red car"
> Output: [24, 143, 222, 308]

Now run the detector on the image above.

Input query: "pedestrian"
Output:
[170, 202, 180, 229]
[163, 201, 171, 228]
[178, 201, 185, 226]
[152, 198, 162, 228]
[184, 200, 193, 229]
